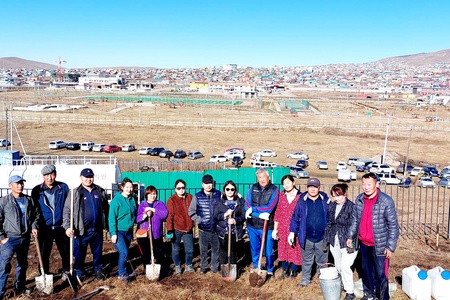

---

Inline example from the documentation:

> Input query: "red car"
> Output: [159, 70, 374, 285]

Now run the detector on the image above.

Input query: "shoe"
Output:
[266, 272, 274, 281]
[118, 274, 130, 285]
[14, 287, 31, 296]
[95, 270, 107, 281]
[184, 265, 195, 273]
[344, 293, 356, 300]
[297, 281, 310, 288]
[361, 295, 377, 300]
[290, 270, 298, 278]
[211, 268, 219, 274]
[278, 269, 288, 280]
[175, 265, 182, 275]
[200, 269, 207, 274]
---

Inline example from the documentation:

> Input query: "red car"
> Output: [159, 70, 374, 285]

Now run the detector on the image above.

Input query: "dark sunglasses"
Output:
[225, 188, 235, 192]
[176, 187, 185, 190]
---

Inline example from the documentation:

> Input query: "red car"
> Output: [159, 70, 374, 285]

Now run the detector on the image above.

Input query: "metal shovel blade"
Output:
[145, 263, 161, 281]
[249, 268, 267, 287]
[35, 273, 53, 295]
[221, 263, 237, 282]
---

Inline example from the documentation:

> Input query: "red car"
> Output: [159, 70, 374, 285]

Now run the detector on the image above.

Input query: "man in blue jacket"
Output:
[31, 165, 70, 276]
[289, 178, 329, 287]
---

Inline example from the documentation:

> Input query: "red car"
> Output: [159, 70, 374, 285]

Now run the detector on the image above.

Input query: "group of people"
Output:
[0, 166, 400, 300]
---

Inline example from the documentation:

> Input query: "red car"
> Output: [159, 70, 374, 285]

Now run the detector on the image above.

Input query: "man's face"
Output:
[10, 181, 25, 196]
[43, 172, 56, 188]
[80, 175, 94, 188]
[257, 172, 270, 188]
[362, 177, 378, 198]
[306, 185, 320, 198]
[202, 182, 213, 194]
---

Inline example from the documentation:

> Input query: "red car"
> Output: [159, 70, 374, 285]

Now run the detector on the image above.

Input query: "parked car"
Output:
[187, 151, 204, 160]
[347, 157, 359, 166]
[122, 144, 136, 152]
[376, 172, 401, 185]
[252, 161, 276, 168]
[316, 160, 328, 170]
[150, 147, 165, 156]
[66, 142, 81, 151]
[259, 149, 277, 157]
[139, 147, 153, 155]
[80, 141, 95, 151]
[396, 163, 414, 174]
[174, 149, 187, 159]
[92, 144, 105, 152]
[438, 177, 450, 188]
[336, 161, 347, 171]
[286, 151, 309, 160]
[0, 139, 11, 147]
[49, 140, 67, 149]
[289, 165, 309, 179]
[210, 154, 227, 163]
[103, 144, 122, 153]
[423, 165, 439, 177]
[159, 150, 173, 158]
[417, 177, 436, 188]
[369, 164, 394, 174]
[296, 159, 308, 168]
[231, 156, 243, 167]
[356, 161, 375, 172]
[439, 167, 450, 178]
[224, 148, 245, 159]
[410, 167, 423, 176]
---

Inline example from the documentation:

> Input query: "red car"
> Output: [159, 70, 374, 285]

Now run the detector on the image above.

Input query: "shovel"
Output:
[221, 220, 237, 282]
[73, 285, 109, 300]
[249, 219, 268, 287]
[35, 236, 53, 295]
[145, 216, 161, 281]
[67, 189, 82, 292]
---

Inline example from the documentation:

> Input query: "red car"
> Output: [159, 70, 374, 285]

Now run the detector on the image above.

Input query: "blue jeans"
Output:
[112, 231, 132, 277]
[73, 229, 103, 277]
[301, 238, 328, 284]
[198, 229, 220, 272]
[359, 242, 390, 300]
[171, 230, 194, 267]
[247, 225, 275, 273]
[0, 236, 30, 297]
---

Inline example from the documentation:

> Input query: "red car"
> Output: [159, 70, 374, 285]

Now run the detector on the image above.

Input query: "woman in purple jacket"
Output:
[136, 186, 168, 266]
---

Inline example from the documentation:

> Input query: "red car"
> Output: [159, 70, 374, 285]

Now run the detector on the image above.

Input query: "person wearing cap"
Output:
[0, 175, 40, 298]
[245, 168, 279, 280]
[188, 174, 221, 274]
[346, 172, 399, 300]
[31, 165, 70, 276]
[63, 168, 109, 281]
[289, 177, 330, 288]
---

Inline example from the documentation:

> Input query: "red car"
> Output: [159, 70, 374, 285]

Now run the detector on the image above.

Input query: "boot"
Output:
[278, 269, 289, 280]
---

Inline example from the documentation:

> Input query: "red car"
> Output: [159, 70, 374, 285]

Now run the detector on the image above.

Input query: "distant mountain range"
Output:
[1, 49, 450, 69]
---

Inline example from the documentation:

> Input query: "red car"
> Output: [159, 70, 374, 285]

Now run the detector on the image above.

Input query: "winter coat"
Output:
[323, 198, 354, 249]
[166, 193, 194, 233]
[108, 193, 137, 236]
[213, 196, 246, 240]
[31, 181, 69, 228]
[137, 200, 168, 239]
[189, 189, 221, 232]
[244, 183, 279, 230]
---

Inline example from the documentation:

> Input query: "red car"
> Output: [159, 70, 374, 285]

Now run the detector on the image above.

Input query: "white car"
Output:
[316, 160, 328, 170]
[259, 149, 277, 157]
[122, 144, 136, 152]
[336, 161, 347, 171]
[49, 140, 67, 149]
[410, 167, 423, 176]
[92, 144, 105, 152]
[139, 147, 152, 155]
[417, 177, 436, 188]
[81, 141, 95, 151]
[286, 151, 309, 160]
[369, 164, 394, 174]
[210, 154, 227, 163]
[377, 173, 401, 185]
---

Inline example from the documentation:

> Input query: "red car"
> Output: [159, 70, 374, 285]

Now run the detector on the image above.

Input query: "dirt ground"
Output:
[1, 89, 450, 299]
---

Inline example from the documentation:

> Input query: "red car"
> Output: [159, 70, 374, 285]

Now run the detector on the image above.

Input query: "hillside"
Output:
[376, 49, 450, 66]
[0, 57, 57, 69]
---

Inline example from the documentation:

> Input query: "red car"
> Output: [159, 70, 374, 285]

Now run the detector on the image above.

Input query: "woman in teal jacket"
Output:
[109, 177, 137, 284]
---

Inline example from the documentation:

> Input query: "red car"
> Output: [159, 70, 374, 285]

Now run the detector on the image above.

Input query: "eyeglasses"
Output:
[225, 188, 235, 192]
[176, 187, 185, 190]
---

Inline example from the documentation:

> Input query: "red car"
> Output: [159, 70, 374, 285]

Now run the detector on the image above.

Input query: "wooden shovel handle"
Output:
[35, 236, 45, 274]
[257, 219, 268, 269]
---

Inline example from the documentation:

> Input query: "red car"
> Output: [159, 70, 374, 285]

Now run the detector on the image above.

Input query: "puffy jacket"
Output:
[0, 193, 40, 240]
[166, 193, 194, 233]
[189, 189, 221, 232]
[62, 184, 109, 236]
[213, 197, 246, 240]
[289, 191, 329, 248]
[245, 183, 279, 230]
[347, 189, 400, 255]
[31, 181, 69, 228]
[323, 198, 354, 249]
[137, 200, 168, 239]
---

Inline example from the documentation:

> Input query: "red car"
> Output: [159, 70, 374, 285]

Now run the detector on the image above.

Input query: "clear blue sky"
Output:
[1, 1, 449, 69]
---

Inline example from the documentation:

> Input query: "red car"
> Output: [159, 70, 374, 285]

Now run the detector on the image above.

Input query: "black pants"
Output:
[218, 234, 240, 265]
[39, 226, 70, 274]
[137, 237, 164, 266]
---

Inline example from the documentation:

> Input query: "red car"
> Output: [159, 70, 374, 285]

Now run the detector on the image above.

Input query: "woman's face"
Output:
[332, 193, 347, 205]
[175, 183, 186, 197]
[146, 191, 157, 203]
[224, 184, 235, 199]
[122, 182, 134, 197]
[283, 178, 295, 191]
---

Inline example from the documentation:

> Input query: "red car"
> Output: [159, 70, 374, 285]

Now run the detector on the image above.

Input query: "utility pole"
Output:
[5, 108, 8, 150]
[382, 118, 390, 164]
[404, 127, 412, 178]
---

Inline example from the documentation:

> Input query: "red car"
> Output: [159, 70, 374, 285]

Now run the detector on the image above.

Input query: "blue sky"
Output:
[1, 1, 449, 68]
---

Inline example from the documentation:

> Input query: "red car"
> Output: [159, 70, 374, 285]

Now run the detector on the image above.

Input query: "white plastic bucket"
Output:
[427, 266, 450, 300]
[402, 265, 431, 300]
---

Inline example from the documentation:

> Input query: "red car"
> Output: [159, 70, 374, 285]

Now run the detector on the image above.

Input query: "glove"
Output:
[165, 231, 174, 239]
[322, 242, 329, 252]
[259, 212, 270, 220]
[288, 232, 295, 246]
[271, 229, 278, 240]
[245, 207, 252, 219]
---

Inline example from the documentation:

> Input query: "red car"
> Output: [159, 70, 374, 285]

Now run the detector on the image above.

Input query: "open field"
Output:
[1, 90, 450, 299]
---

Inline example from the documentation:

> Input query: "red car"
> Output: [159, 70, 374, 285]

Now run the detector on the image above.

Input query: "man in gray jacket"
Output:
[346, 172, 399, 300]
[0, 175, 40, 299]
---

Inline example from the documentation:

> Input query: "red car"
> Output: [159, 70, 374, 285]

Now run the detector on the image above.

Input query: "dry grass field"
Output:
[1, 89, 450, 299]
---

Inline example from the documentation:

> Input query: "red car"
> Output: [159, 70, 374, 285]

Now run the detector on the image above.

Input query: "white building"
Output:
[77, 74, 126, 89]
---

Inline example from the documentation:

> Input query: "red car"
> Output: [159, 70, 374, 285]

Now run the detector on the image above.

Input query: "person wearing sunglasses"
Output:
[188, 174, 221, 274]
[166, 179, 194, 275]
[213, 180, 245, 270]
